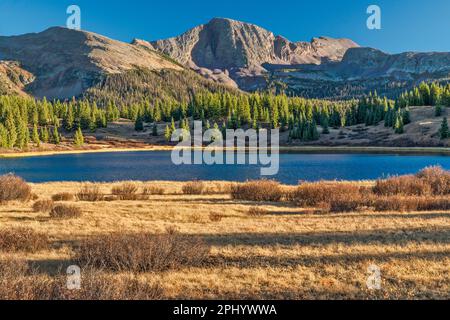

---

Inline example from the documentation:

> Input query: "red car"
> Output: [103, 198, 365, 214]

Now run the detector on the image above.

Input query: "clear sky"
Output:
[1, 0, 449, 54]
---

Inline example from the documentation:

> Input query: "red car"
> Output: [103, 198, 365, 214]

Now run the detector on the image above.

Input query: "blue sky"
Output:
[1, 0, 449, 53]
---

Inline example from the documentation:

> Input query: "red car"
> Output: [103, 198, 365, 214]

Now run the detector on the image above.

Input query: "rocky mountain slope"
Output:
[0, 61, 34, 96]
[149, 18, 450, 98]
[0, 27, 183, 99]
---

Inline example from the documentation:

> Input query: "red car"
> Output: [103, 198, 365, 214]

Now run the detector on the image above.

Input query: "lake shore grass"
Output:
[1, 145, 449, 159]
[1, 172, 449, 300]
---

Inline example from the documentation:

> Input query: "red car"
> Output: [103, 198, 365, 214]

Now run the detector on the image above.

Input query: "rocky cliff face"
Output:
[0, 27, 183, 99]
[151, 18, 358, 68]
[0, 61, 35, 96]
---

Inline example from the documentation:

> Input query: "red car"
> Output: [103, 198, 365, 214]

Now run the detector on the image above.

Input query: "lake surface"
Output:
[0, 151, 449, 184]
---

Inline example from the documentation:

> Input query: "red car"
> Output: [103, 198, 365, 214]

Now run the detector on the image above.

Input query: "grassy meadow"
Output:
[0, 168, 449, 300]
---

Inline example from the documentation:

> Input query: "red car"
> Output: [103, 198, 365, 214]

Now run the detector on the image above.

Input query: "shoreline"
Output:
[0, 145, 449, 159]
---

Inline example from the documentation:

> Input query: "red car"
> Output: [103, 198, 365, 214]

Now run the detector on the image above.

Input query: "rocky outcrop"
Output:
[0, 61, 35, 95]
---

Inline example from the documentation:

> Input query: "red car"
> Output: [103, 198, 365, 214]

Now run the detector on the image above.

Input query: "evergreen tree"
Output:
[439, 117, 449, 139]
[435, 105, 443, 117]
[152, 123, 158, 136]
[52, 126, 61, 145]
[16, 118, 29, 150]
[73, 127, 84, 147]
[134, 113, 144, 131]
[394, 113, 404, 134]
[5, 113, 17, 148]
[32, 124, 40, 147]
[40, 126, 50, 143]
[170, 117, 176, 133]
[321, 117, 330, 134]
[63, 106, 74, 131]
[164, 125, 172, 142]
[0, 124, 8, 148]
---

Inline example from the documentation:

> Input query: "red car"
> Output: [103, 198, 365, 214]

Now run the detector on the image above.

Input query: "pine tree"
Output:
[170, 117, 176, 133]
[321, 117, 330, 134]
[73, 127, 84, 147]
[134, 113, 144, 131]
[403, 107, 411, 124]
[63, 106, 74, 131]
[164, 125, 172, 142]
[16, 118, 29, 150]
[440, 117, 449, 139]
[0, 124, 8, 148]
[394, 114, 404, 134]
[52, 126, 61, 145]
[435, 105, 443, 117]
[32, 124, 40, 147]
[5, 113, 17, 148]
[152, 123, 158, 136]
[271, 104, 279, 129]
[40, 126, 50, 143]
[89, 112, 97, 132]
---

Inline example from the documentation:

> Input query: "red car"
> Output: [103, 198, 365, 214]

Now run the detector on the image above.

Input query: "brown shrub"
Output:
[374, 167, 450, 197]
[182, 181, 205, 195]
[372, 196, 420, 212]
[416, 197, 450, 211]
[0, 174, 31, 202]
[52, 193, 75, 202]
[365, 194, 450, 212]
[293, 182, 364, 207]
[0, 260, 164, 300]
[142, 185, 165, 195]
[32, 200, 54, 213]
[0, 227, 48, 252]
[248, 207, 269, 216]
[49, 205, 82, 219]
[416, 166, 450, 195]
[76, 184, 103, 202]
[329, 198, 365, 213]
[74, 228, 209, 272]
[231, 180, 283, 202]
[112, 183, 139, 200]
[373, 175, 432, 196]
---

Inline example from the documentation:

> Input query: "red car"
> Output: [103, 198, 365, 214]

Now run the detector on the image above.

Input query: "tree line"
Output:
[0, 81, 448, 150]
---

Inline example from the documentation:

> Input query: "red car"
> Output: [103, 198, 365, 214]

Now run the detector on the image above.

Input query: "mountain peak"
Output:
[150, 18, 359, 85]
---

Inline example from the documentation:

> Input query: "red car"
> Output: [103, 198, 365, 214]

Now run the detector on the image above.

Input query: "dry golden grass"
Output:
[49, 204, 82, 220]
[52, 193, 75, 202]
[111, 183, 139, 200]
[0, 179, 448, 300]
[32, 199, 54, 213]
[182, 181, 205, 195]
